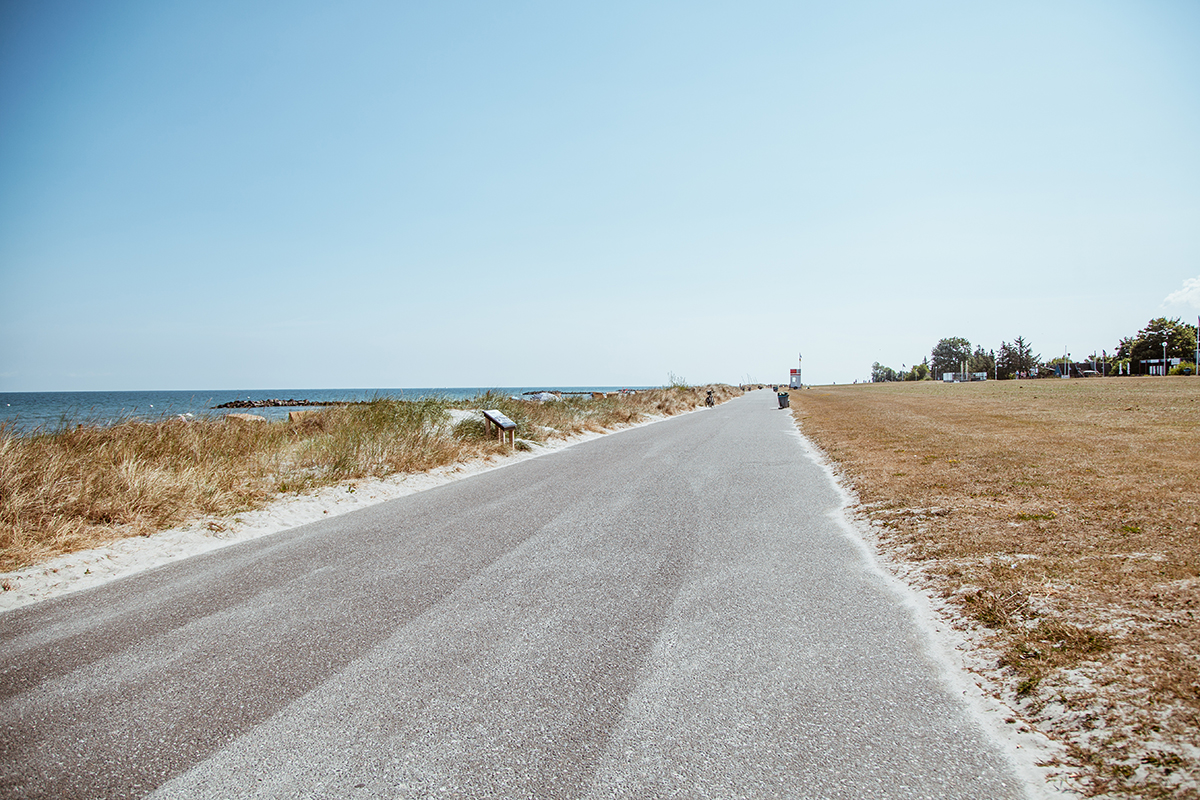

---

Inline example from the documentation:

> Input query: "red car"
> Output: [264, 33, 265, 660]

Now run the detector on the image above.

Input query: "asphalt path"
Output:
[0, 391, 1039, 799]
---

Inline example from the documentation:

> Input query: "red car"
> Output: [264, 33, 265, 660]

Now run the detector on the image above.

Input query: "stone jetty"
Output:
[212, 398, 349, 409]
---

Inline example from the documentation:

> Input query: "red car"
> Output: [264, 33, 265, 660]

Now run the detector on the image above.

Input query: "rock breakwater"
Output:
[212, 398, 352, 409]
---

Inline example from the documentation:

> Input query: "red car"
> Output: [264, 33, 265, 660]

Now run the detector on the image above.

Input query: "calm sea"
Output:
[0, 387, 649, 435]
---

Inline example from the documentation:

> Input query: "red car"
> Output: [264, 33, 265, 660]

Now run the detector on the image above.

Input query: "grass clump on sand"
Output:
[791, 377, 1200, 798]
[0, 384, 740, 573]
[287, 397, 467, 486]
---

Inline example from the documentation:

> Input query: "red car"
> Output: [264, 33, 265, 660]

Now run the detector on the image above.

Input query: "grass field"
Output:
[0, 384, 741, 573]
[791, 377, 1199, 798]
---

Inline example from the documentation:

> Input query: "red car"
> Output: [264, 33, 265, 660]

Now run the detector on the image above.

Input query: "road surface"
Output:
[0, 392, 1041, 799]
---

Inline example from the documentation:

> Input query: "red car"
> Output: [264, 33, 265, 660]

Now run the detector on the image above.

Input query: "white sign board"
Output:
[482, 410, 517, 430]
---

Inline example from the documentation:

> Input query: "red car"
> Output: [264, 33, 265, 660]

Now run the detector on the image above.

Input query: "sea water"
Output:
[0, 387, 649, 435]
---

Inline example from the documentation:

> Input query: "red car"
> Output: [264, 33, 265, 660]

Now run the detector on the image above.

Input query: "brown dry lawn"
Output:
[792, 377, 1198, 799]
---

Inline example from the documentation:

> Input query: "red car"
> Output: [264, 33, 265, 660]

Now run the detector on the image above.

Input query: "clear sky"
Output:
[2, 1, 1198, 390]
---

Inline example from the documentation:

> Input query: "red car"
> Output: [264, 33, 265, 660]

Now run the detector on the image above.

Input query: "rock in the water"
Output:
[213, 398, 338, 409]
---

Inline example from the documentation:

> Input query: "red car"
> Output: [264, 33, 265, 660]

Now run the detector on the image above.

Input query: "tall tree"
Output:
[968, 346, 995, 377]
[996, 336, 1040, 378]
[996, 342, 1017, 380]
[904, 359, 931, 381]
[1116, 317, 1199, 366]
[1013, 336, 1039, 374]
[930, 337, 972, 378]
[871, 362, 899, 382]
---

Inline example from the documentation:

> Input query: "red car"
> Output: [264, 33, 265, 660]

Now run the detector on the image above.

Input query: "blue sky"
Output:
[2, 1, 1198, 390]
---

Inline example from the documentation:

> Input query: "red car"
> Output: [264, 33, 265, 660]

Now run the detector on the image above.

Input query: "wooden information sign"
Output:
[482, 410, 517, 448]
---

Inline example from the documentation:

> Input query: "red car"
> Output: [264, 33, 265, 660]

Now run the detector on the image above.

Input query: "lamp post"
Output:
[1163, 339, 1169, 376]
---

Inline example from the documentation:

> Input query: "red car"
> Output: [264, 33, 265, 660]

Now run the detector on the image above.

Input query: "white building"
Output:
[789, 353, 802, 389]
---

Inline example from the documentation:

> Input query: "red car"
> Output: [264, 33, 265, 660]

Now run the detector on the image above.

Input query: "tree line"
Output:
[871, 316, 1199, 382]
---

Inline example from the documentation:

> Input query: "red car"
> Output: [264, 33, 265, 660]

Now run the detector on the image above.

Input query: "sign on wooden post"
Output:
[482, 410, 517, 448]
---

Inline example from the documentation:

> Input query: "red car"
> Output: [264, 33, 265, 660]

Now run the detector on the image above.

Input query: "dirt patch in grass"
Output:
[792, 377, 1200, 799]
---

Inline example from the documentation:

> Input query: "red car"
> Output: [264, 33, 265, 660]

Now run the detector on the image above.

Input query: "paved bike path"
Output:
[0, 392, 1041, 799]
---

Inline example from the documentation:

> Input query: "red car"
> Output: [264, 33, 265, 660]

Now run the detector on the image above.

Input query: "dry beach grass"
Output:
[0, 385, 741, 572]
[791, 377, 1199, 798]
